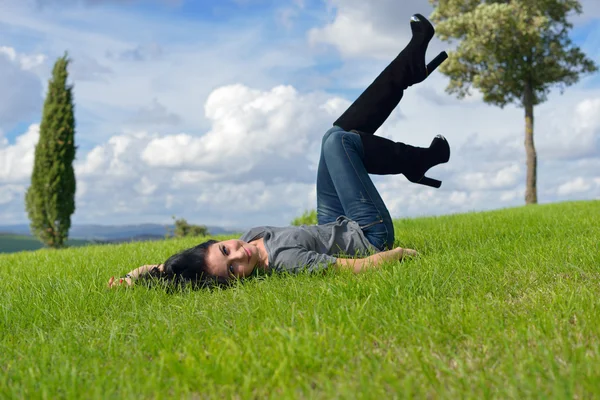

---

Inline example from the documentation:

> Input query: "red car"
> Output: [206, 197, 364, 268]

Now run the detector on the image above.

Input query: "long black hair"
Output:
[148, 240, 231, 289]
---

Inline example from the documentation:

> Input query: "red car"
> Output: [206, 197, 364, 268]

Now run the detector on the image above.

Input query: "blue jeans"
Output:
[316, 126, 395, 251]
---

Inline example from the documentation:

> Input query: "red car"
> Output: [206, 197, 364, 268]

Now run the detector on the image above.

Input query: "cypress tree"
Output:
[25, 53, 77, 248]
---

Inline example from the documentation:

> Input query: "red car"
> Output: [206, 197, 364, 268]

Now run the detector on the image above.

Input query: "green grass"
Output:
[1, 200, 599, 399]
[0, 234, 93, 254]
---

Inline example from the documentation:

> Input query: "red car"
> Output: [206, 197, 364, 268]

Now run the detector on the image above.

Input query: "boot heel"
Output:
[426, 51, 448, 76]
[417, 176, 442, 188]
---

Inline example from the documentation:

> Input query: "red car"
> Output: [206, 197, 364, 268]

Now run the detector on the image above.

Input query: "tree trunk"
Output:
[524, 80, 537, 204]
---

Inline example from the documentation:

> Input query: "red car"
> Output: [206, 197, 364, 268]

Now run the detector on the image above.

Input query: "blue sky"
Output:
[1, 0, 599, 229]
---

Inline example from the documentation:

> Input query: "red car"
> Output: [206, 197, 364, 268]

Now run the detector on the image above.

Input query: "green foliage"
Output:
[1, 201, 600, 398]
[429, 0, 598, 107]
[25, 53, 77, 249]
[166, 216, 208, 238]
[290, 209, 318, 226]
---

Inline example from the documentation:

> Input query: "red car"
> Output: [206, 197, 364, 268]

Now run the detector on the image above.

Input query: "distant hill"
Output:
[0, 223, 240, 241]
[0, 234, 94, 254]
[0, 223, 242, 254]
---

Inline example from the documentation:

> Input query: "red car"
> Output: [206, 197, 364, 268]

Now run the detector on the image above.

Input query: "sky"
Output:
[0, 0, 599, 231]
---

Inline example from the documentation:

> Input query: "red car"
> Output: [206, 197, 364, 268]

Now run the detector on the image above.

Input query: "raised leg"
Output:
[359, 133, 451, 188]
[333, 14, 447, 135]
[333, 58, 406, 135]
[316, 127, 346, 225]
[320, 127, 394, 251]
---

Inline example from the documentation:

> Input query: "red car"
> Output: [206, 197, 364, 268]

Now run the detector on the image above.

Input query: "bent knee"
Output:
[323, 129, 354, 155]
[321, 126, 346, 147]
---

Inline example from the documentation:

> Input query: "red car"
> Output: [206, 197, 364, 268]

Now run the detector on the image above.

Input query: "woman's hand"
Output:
[335, 246, 418, 273]
[107, 276, 133, 288]
[390, 247, 419, 259]
[107, 264, 163, 288]
[371, 246, 418, 263]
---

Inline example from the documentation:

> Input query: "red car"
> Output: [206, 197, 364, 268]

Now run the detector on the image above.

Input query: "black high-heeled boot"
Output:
[359, 133, 451, 188]
[334, 14, 448, 135]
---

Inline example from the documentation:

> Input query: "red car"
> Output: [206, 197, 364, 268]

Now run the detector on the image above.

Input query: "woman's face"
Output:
[204, 239, 259, 279]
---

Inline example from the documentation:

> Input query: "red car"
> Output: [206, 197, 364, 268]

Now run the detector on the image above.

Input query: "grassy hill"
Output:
[1, 200, 599, 398]
[0, 234, 95, 254]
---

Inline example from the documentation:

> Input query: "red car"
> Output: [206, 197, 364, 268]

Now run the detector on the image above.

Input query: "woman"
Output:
[108, 13, 450, 289]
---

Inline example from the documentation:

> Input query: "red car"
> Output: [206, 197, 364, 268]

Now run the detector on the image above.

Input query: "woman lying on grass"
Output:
[109, 13, 450, 289]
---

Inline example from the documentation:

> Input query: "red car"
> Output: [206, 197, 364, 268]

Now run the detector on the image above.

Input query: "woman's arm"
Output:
[108, 264, 164, 288]
[334, 247, 417, 274]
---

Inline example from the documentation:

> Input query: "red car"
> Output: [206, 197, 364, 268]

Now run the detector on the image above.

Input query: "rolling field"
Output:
[0, 234, 94, 254]
[1, 200, 599, 399]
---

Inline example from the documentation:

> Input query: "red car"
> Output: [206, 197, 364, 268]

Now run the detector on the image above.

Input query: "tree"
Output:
[291, 209, 317, 226]
[25, 53, 77, 248]
[429, 0, 597, 204]
[166, 216, 209, 238]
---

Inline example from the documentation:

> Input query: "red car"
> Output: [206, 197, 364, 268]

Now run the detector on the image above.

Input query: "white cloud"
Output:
[500, 190, 520, 202]
[0, 47, 18, 62]
[574, 98, 600, 132]
[0, 124, 39, 183]
[0, 185, 25, 206]
[170, 170, 220, 186]
[536, 97, 600, 161]
[457, 164, 521, 191]
[195, 181, 314, 213]
[165, 194, 174, 209]
[557, 177, 592, 196]
[308, 0, 443, 60]
[0, 46, 46, 70]
[76, 131, 157, 178]
[309, 10, 400, 59]
[141, 84, 346, 176]
[134, 176, 158, 196]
